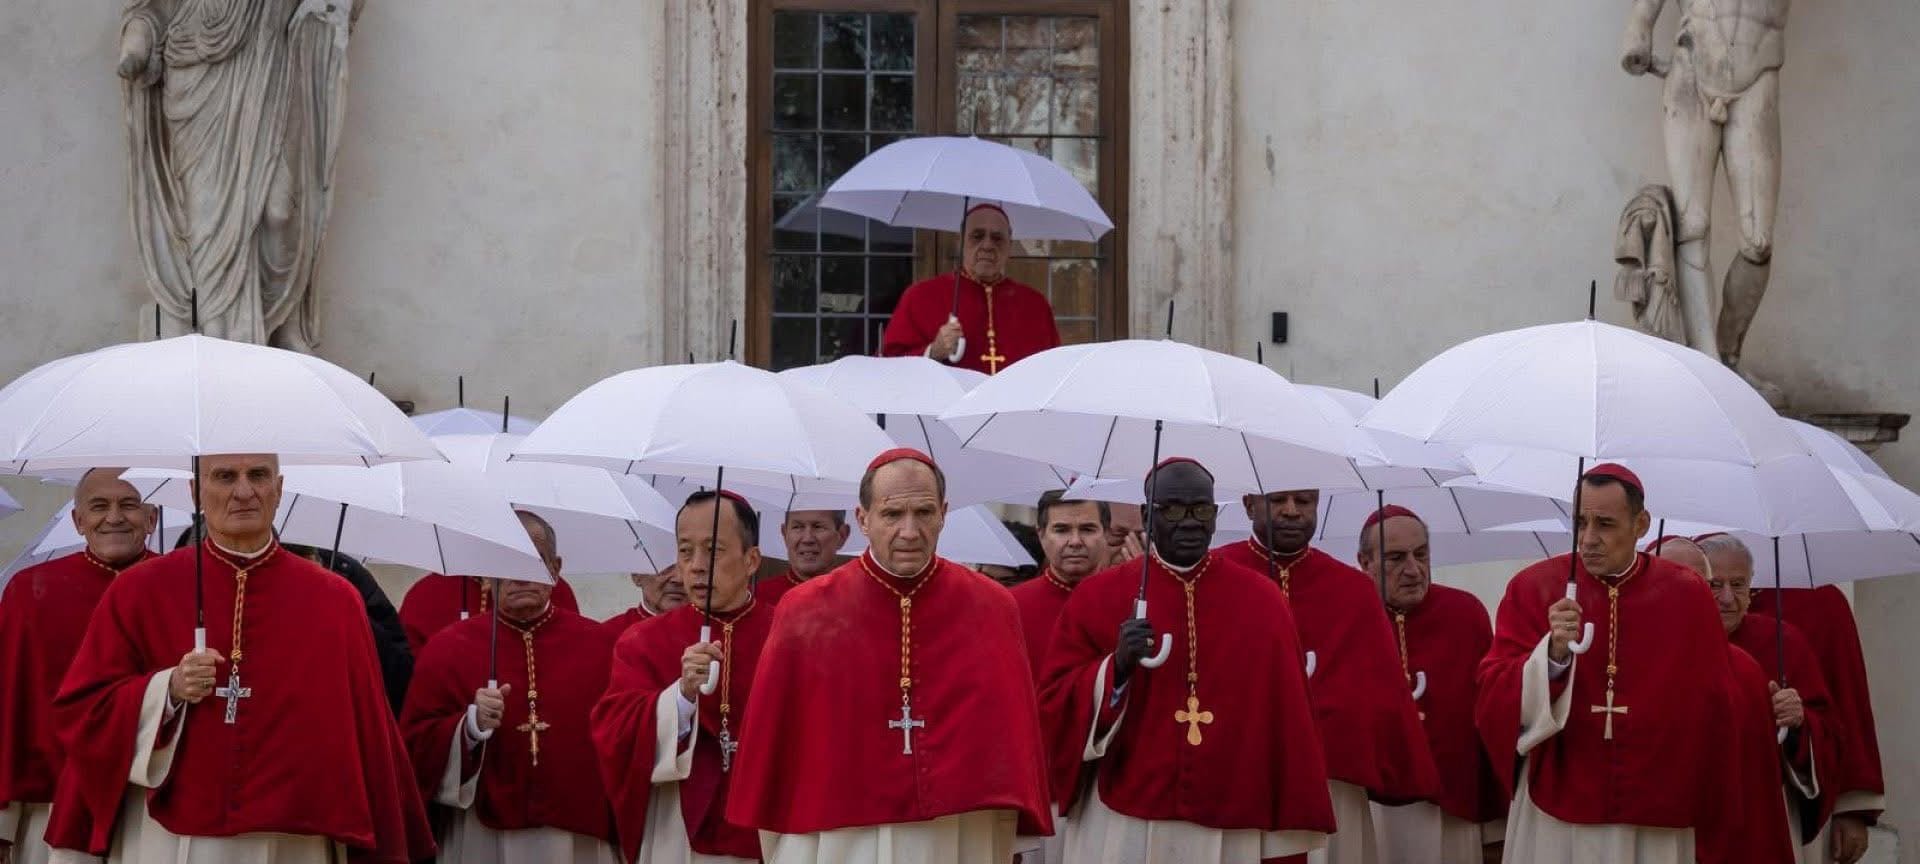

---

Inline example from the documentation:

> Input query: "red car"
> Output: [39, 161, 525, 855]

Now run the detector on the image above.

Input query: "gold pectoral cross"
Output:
[980, 348, 1007, 374]
[1174, 695, 1214, 746]
[1590, 688, 1628, 740]
[518, 710, 552, 765]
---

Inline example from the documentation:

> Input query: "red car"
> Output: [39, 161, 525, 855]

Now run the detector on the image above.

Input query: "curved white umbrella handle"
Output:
[1776, 726, 1789, 745]
[1132, 599, 1173, 669]
[1304, 650, 1318, 679]
[194, 626, 207, 653]
[697, 625, 721, 696]
[1565, 582, 1595, 655]
[1410, 670, 1427, 701]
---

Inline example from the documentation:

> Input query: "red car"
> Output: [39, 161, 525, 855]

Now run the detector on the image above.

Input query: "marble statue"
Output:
[118, 0, 365, 350]
[1621, 0, 1788, 399]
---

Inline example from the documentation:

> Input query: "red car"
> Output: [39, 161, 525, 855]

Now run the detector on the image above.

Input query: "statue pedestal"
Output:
[1788, 412, 1910, 454]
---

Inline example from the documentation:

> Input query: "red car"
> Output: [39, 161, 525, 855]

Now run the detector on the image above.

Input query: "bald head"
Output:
[71, 468, 154, 566]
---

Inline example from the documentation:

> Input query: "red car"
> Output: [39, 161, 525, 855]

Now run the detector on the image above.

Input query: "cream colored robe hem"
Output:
[434, 710, 617, 864]
[1501, 635, 1692, 864]
[1060, 656, 1327, 864]
[1371, 801, 1492, 864]
[3, 802, 57, 864]
[634, 686, 754, 864]
[48, 669, 343, 864]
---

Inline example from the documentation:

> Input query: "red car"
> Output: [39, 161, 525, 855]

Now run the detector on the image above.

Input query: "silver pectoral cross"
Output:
[214, 665, 253, 725]
[718, 720, 738, 773]
[889, 701, 926, 755]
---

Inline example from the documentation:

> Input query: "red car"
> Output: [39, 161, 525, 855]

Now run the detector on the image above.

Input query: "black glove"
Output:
[1113, 618, 1156, 684]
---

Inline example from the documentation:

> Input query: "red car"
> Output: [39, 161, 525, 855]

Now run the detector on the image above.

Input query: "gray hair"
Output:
[1696, 533, 1754, 571]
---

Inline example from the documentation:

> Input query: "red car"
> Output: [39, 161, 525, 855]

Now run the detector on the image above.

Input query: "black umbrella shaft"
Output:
[1773, 535, 1787, 686]
[192, 455, 204, 631]
[1136, 420, 1164, 601]
[329, 502, 348, 570]
[1374, 490, 1388, 601]
[488, 579, 500, 684]
[1565, 457, 1587, 585]
[705, 466, 727, 626]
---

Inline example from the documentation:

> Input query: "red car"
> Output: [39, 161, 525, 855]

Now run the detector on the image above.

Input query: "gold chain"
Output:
[1245, 539, 1307, 596]
[81, 549, 146, 577]
[204, 543, 277, 664]
[860, 557, 935, 706]
[1043, 567, 1074, 594]
[1171, 556, 1213, 693]
[1602, 555, 1643, 691]
[1394, 612, 1412, 688]
[511, 608, 554, 765]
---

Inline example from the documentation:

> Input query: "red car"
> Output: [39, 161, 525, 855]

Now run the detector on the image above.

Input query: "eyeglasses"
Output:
[1154, 502, 1219, 522]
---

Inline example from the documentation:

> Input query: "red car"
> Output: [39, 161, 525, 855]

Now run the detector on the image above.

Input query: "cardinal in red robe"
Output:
[753, 509, 850, 608]
[726, 449, 1051, 863]
[1005, 492, 1113, 863]
[594, 491, 771, 864]
[46, 454, 435, 864]
[1356, 506, 1503, 863]
[0, 470, 155, 864]
[1040, 459, 1333, 863]
[603, 564, 689, 640]
[401, 570, 579, 656]
[1474, 465, 1730, 863]
[1217, 490, 1442, 864]
[401, 510, 618, 863]
[879, 204, 1061, 375]
[1698, 644, 1800, 864]
[1750, 584, 1883, 863]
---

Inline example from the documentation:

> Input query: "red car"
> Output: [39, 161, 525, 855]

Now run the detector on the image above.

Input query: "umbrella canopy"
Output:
[779, 356, 1064, 506]
[0, 335, 440, 473]
[819, 136, 1113, 241]
[1637, 521, 1920, 588]
[1361, 320, 1809, 467]
[513, 361, 895, 497]
[432, 433, 677, 574]
[1295, 385, 1468, 488]
[940, 340, 1365, 495]
[138, 463, 551, 582]
[1786, 419, 1890, 479]
[412, 408, 539, 436]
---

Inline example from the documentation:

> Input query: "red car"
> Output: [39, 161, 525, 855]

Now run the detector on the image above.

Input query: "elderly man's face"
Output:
[963, 207, 1011, 283]
[677, 499, 761, 613]
[71, 469, 155, 566]
[496, 578, 554, 622]
[631, 564, 687, 613]
[193, 454, 282, 547]
[1360, 516, 1431, 611]
[781, 510, 849, 578]
[1244, 490, 1318, 555]
[857, 462, 947, 576]
[1105, 504, 1143, 563]
[1705, 545, 1755, 635]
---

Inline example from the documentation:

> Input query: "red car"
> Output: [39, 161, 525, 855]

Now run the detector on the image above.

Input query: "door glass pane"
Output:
[766, 10, 919, 370]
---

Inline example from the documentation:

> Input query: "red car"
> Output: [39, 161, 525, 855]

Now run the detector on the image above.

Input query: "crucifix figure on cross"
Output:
[215, 665, 253, 725]
[889, 702, 926, 755]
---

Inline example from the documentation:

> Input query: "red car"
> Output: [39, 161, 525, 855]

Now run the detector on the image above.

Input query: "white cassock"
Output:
[635, 687, 754, 864]
[1501, 636, 1692, 864]
[48, 673, 341, 864]
[1061, 657, 1327, 864]
[1370, 802, 1499, 864]
[1777, 740, 1821, 864]
[435, 711, 617, 864]
[758, 814, 1017, 864]
[1, 801, 57, 864]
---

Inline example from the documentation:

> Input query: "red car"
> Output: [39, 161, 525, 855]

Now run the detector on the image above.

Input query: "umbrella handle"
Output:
[1411, 670, 1427, 700]
[948, 316, 967, 364]
[1776, 726, 1789, 745]
[1305, 650, 1318, 679]
[194, 626, 207, 653]
[1565, 582, 1595, 655]
[1132, 599, 1173, 669]
[467, 682, 499, 742]
[697, 625, 721, 696]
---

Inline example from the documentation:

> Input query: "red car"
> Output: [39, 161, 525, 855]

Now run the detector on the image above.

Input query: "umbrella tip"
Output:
[1165, 299, 1175, 339]
[1373, 377, 1381, 399]
[458, 375, 465, 408]
[1587, 279, 1598, 320]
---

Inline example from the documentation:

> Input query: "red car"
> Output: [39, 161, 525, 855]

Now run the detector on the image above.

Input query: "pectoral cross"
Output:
[979, 348, 1007, 374]
[889, 702, 926, 755]
[1590, 689, 1629, 740]
[214, 666, 252, 725]
[518, 710, 551, 765]
[1175, 695, 1214, 746]
[718, 724, 739, 773]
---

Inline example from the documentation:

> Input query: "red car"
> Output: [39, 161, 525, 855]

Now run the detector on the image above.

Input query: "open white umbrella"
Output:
[943, 339, 1365, 671]
[779, 356, 1064, 506]
[413, 408, 538, 437]
[0, 335, 438, 473]
[1363, 319, 1819, 656]
[517, 360, 895, 694]
[432, 433, 677, 575]
[820, 135, 1113, 242]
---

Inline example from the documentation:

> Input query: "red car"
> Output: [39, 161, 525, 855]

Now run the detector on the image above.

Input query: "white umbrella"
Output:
[0, 335, 439, 473]
[1637, 520, 1920, 589]
[1362, 319, 1820, 655]
[413, 407, 539, 437]
[517, 360, 896, 693]
[139, 463, 549, 583]
[779, 356, 1064, 506]
[838, 505, 1034, 568]
[1786, 419, 1889, 479]
[942, 339, 1366, 670]
[432, 433, 677, 575]
[0, 485, 18, 522]
[820, 135, 1113, 242]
